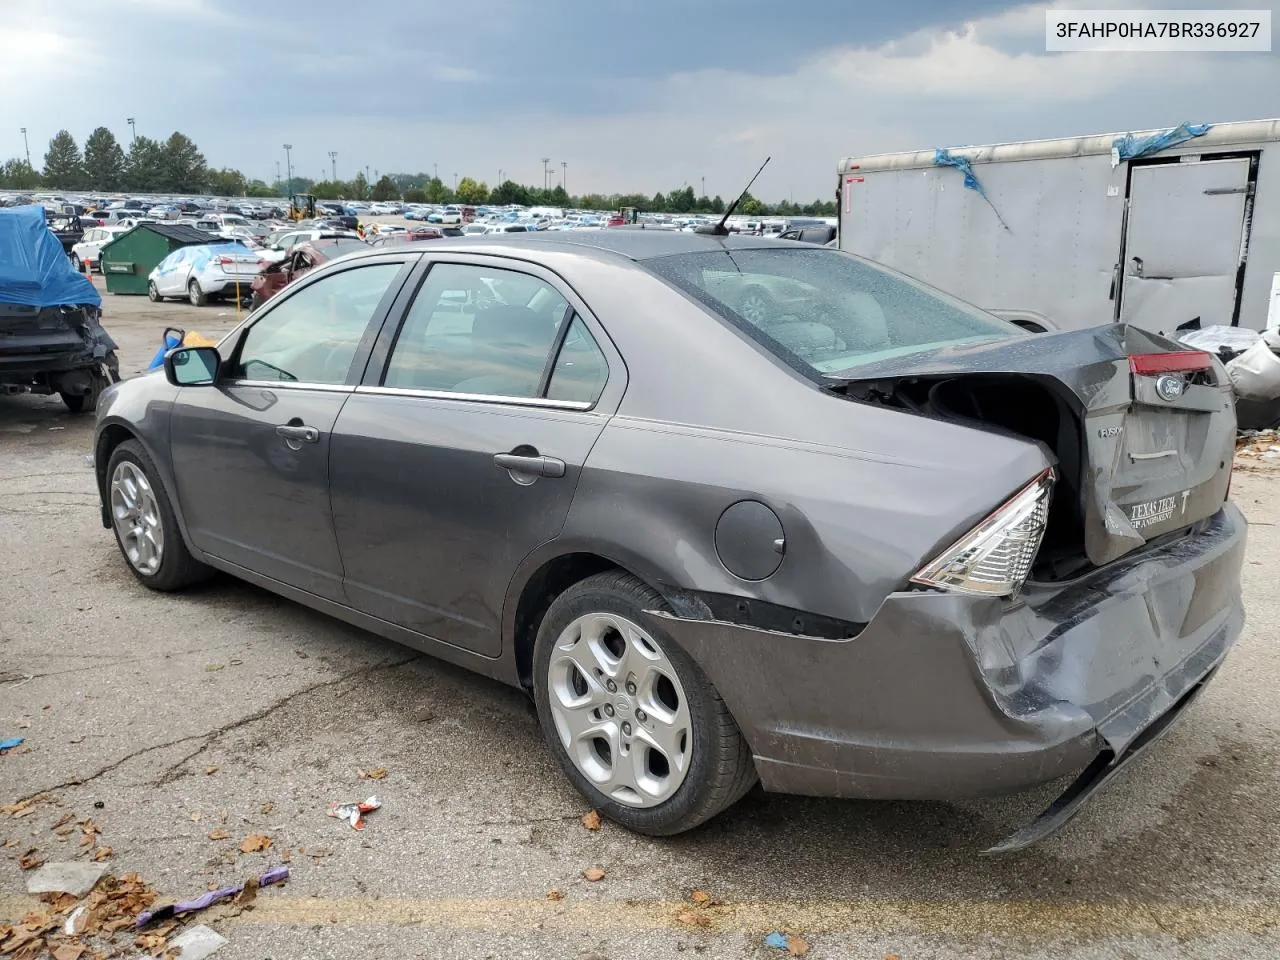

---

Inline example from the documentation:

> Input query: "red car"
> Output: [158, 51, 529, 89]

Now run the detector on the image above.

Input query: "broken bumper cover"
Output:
[649, 502, 1246, 850]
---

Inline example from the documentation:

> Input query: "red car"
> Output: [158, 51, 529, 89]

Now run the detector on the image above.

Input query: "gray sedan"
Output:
[93, 231, 1244, 852]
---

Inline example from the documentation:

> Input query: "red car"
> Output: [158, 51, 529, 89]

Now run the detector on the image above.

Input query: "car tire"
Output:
[148, 281, 161, 302]
[106, 439, 212, 591]
[60, 392, 86, 413]
[70, 253, 83, 272]
[532, 570, 756, 836]
[188, 279, 206, 307]
[738, 286, 776, 325]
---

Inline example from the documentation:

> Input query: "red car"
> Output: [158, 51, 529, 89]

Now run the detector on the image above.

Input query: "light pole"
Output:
[126, 117, 136, 145]
[328, 151, 337, 182]
[19, 127, 30, 167]
[541, 158, 550, 192]
[561, 161, 567, 198]
[701, 176, 705, 198]
[433, 162, 438, 181]
[453, 172, 458, 193]
[275, 161, 281, 191]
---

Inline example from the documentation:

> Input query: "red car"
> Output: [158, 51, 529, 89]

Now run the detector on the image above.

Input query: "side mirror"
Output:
[164, 346, 221, 386]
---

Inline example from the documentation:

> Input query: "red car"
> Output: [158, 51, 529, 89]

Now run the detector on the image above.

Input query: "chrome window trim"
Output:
[227, 379, 355, 394]
[354, 384, 592, 411]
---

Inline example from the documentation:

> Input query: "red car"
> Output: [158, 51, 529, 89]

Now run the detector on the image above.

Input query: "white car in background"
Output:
[147, 241, 261, 306]
[70, 225, 130, 271]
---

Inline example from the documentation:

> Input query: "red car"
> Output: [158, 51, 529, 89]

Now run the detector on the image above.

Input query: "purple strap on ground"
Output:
[134, 866, 289, 927]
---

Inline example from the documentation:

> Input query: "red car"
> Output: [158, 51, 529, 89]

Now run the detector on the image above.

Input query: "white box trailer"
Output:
[837, 119, 1280, 338]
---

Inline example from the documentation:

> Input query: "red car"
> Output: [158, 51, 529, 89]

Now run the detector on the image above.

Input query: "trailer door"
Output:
[1117, 157, 1252, 334]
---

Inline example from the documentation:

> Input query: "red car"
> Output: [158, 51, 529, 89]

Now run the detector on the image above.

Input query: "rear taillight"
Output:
[911, 469, 1054, 598]
[1129, 351, 1213, 375]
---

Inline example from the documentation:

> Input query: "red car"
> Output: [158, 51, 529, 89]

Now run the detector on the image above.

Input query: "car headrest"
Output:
[472, 305, 557, 350]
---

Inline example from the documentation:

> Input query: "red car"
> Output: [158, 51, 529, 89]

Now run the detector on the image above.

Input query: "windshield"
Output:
[645, 248, 1020, 376]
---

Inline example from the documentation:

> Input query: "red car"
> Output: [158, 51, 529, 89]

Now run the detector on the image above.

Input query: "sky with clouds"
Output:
[2, 0, 1277, 199]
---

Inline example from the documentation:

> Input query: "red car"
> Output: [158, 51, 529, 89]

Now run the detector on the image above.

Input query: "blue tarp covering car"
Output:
[0, 205, 118, 412]
[0, 205, 101, 308]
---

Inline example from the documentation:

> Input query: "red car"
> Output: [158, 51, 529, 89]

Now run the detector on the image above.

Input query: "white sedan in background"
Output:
[147, 242, 262, 306]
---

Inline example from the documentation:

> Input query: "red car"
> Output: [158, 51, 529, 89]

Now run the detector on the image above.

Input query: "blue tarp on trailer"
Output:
[0, 205, 101, 308]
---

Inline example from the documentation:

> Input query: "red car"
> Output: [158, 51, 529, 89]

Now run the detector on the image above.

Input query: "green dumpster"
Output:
[100, 223, 213, 295]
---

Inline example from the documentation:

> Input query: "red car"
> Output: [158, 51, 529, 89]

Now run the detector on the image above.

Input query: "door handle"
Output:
[493, 453, 566, 478]
[276, 424, 319, 443]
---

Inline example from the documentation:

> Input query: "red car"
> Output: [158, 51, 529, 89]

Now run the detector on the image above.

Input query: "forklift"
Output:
[288, 194, 317, 221]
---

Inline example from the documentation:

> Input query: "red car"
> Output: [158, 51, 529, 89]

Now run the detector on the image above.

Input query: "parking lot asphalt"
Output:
[2, 287, 1280, 959]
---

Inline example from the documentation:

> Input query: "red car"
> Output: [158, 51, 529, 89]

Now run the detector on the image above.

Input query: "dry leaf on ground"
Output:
[189, 812, 202, 822]
[546, 890, 565, 901]
[92, 846, 113, 862]
[689, 890, 711, 905]
[17, 850, 43, 870]
[240, 834, 272, 853]
[205, 767, 218, 775]
[260, 802, 275, 814]
[207, 829, 230, 841]
[580, 809, 602, 831]
[582, 867, 606, 882]
[676, 908, 711, 928]
[356, 768, 387, 780]
[787, 936, 810, 956]
[51, 944, 84, 960]
[4, 838, 19, 847]
[51, 813, 76, 830]
[134, 932, 168, 956]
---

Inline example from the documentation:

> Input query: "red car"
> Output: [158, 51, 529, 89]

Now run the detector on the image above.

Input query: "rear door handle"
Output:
[493, 453, 566, 478]
[276, 424, 319, 443]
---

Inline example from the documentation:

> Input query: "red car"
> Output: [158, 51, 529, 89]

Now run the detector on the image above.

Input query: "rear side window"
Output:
[382, 263, 570, 399]
[546, 315, 608, 403]
[233, 263, 402, 384]
[645, 248, 1019, 377]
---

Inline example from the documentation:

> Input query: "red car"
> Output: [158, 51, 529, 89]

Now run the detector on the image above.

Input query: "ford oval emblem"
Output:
[1155, 374, 1186, 402]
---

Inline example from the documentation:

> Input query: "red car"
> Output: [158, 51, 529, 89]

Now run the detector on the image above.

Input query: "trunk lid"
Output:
[829, 324, 1236, 568]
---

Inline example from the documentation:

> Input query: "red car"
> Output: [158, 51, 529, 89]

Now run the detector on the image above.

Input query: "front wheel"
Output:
[106, 440, 212, 591]
[148, 281, 161, 302]
[533, 571, 756, 836]
[70, 253, 83, 272]
[188, 279, 206, 307]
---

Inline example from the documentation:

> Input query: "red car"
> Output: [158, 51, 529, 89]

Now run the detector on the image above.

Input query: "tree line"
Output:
[1, 128, 836, 217]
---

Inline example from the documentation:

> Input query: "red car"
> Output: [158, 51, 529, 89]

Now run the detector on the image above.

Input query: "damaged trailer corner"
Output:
[0, 204, 120, 412]
[837, 118, 1280, 339]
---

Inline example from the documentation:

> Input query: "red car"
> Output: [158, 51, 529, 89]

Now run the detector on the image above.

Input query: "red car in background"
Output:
[249, 238, 369, 309]
[368, 228, 447, 248]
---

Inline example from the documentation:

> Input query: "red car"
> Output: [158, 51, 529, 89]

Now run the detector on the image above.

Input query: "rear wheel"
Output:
[188, 279, 206, 307]
[106, 439, 211, 591]
[533, 571, 756, 836]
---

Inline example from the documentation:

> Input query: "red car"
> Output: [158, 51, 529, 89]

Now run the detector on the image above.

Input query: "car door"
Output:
[168, 255, 414, 601]
[155, 249, 190, 296]
[329, 258, 622, 657]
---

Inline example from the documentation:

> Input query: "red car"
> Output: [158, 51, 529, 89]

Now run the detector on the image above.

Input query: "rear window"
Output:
[645, 248, 1019, 377]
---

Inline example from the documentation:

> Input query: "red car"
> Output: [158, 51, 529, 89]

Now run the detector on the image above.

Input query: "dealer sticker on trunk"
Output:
[1128, 490, 1191, 529]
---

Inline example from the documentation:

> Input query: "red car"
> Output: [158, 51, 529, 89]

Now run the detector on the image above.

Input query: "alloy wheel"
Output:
[109, 461, 165, 576]
[546, 613, 692, 808]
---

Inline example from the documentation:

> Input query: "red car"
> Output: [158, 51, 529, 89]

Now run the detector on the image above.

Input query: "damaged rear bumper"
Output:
[648, 503, 1246, 850]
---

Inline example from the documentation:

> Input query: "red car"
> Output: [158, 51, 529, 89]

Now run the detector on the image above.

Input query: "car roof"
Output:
[340, 228, 799, 265]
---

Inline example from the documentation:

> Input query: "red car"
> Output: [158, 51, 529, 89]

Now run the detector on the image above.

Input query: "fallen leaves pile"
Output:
[1235, 429, 1280, 467]
[0, 872, 162, 960]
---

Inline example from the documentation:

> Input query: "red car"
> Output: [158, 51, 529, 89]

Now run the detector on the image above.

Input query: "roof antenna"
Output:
[696, 157, 770, 236]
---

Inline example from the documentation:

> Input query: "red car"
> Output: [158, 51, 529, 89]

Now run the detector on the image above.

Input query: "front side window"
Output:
[382, 263, 570, 398]
[233, 263, 402, 384]
[645, 248, 1021, 377]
